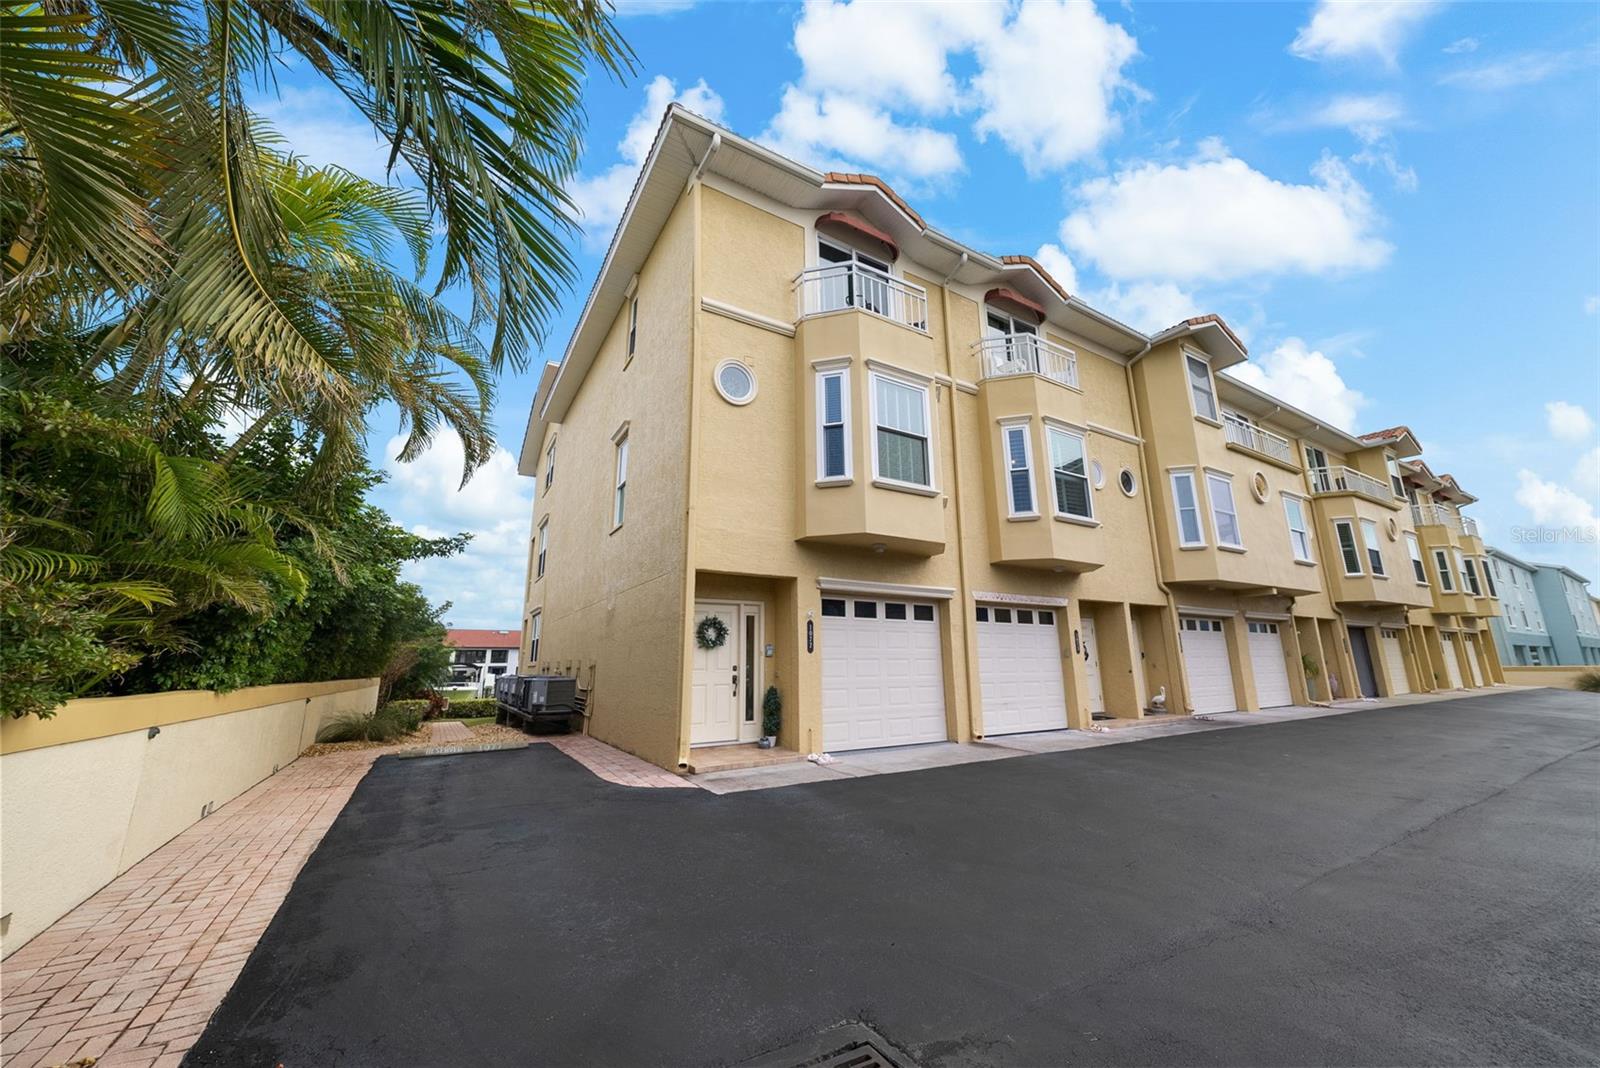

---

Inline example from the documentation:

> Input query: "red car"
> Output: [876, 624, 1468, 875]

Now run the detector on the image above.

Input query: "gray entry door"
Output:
[1347, 626, 1380, 698]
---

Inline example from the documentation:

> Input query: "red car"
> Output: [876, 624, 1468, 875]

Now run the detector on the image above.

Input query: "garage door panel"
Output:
[1379, 629, 1410, 695]
[1181, 617, 1237, 715]
[1247, 622, 1293, 709]
[822, 598, 947, 752]
[976, 606, 1068, 736]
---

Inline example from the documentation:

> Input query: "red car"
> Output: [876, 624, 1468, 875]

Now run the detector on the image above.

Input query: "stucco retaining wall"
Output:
[0, 679, 378, 957]
[1500, 665, 1597, 690]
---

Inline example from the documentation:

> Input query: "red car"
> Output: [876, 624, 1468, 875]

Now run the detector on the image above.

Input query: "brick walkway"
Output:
[541, 735, 694, 788]
[0, 750, 377, 1068]
[428, 720, 473, 745]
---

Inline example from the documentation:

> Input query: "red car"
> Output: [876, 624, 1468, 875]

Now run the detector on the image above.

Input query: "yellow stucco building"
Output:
[515, 107, 1504, 772]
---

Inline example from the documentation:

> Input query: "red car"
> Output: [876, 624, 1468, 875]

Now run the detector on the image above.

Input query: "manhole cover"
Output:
[739, 1023, 917, 1068]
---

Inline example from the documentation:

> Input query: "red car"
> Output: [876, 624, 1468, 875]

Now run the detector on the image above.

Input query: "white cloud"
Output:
[1032, 243, 1079, 295]
[1088, 281, 1196, 335]
[1514, 469, 1599, 543]
[611, 0, 698, 13]
[1223, 338, 1368, 431]
[762, 87, 963, 181]
[1289, 0, 1441, 68]
[1267, 93, 1416, 191]
[970, 0, 1142, 173]
[791, 1, 993, 114]
[254, 85, 408, 185]
[1574, 447, 1600, 499]
[568, 75, 725, 233]
[1439, 48, 1595, 91]
[1546, 401, 1595, 443]
[1442, 36, 1480, 55]
[1303, 92, 1407, 132]
[1585, 295, 1599, 315]
[381, 434, 535, 628]
[1060, 144, 1391, 283]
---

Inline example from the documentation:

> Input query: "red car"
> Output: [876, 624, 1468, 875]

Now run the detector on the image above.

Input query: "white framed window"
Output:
[1283, 495, 1312, 562]
[612, 432, 629, 529]
[1454, 550, 1471, 594]
[1002, 422, 1035, 516]
[1206, 472, 1242, 548]
[714, 360, 757, 405]
[1170, 470, 1205, 547]
[1386, 455, 1404, 498]
[1334, 520, 1362, 575]
[536, 518, 549, 579]
[1434, 548, 1455, 592]
[529, 611, 541, 662]
[816, 368, 850, 482]
[1048, 425, 1093, 520]
[1360, 518, 1385, 576]
[1186, 353, 1218, 422]
[626, 295, 638, 360]
[870, 371, 932, 488]
[1464, 556, 1482, 596]
[1406, 532, 1427, 584]
[544, 437, 557, 493]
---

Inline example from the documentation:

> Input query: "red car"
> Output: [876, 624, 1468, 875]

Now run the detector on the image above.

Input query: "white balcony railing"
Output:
[1462, 517, 1480, 539]
[1411, 502, 1465, 533]
[1309, 465, 1390, 502]
[1223, 416, 1295, 465]
[796, 262, 928, 332]
[974, 333, 1079, 389]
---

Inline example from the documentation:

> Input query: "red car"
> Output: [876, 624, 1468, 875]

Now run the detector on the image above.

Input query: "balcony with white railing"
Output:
[1309, 465, 1391, 503]
[1223, 416, 1296, 467]
[796, 262, 928, 333]
[1462, 516, 1480, 539]
[1412, 502, 1464, 534]
[975, 333, 1079, 390]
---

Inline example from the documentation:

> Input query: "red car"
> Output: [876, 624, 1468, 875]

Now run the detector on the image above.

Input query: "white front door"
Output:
[690, 602, 748, 745]
[1439, 635, 1464, 689]
[1181, 617, 1237, 714]
[1379, 628, 1410, 695]
[976, 604, 1068, 735]
[821, 596, 947, 751]
[1246, 621, 1293, 708]
[1079, 615, 1106, 715]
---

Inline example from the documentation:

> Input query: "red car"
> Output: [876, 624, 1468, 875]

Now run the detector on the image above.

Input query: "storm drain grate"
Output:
[739, 1023, 916, 1068]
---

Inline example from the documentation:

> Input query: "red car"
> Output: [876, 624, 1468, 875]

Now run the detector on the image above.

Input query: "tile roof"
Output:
[823, 172, 926, 229]
[446, 628, 521, 649]
[1156, 313, 1248, 356]
[1000, 254, 1072, 302]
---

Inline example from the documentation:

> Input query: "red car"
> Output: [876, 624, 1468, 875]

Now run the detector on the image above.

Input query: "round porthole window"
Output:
[1251, 472, 1270, 503]
[1119, 468, 1138, 497]
[1387, 516, 1399, 540]
[714, 360, 757, 405]
[1091, 460, 1105, 489]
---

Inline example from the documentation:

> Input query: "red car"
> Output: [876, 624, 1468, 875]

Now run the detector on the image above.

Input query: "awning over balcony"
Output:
[815, 212, 899, 261]
[984, 287, 1046, 323]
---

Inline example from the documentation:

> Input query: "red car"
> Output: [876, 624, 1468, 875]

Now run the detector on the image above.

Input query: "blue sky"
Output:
[259, 1, 1600, 626]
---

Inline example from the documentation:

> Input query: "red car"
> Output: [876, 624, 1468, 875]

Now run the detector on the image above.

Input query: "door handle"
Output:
[731, 665, 738, 698]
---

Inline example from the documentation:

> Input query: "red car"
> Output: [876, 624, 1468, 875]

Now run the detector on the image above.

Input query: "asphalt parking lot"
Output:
[185, 688, 1600, 1067]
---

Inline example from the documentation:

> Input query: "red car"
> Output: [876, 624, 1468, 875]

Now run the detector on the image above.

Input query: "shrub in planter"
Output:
[317, 708, 414, 743]
[1576, 669, 1600, 693]
[761, 686, 781, 745]
[446, 698, 498, 718]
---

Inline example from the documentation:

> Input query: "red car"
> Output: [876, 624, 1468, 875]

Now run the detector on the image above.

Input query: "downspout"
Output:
[1123, 349, 1192, 715]
[675, 137, 718, 769]
[936, 252, 984, 739]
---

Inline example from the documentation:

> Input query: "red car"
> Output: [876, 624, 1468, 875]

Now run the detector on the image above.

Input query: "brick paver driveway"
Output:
[184, 689, 1599, 1067]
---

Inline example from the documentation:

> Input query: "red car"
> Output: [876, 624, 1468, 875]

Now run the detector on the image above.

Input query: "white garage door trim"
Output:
[1246, 621, 1293, 709]
[1379, 628, 1410, 695]
[1462, 634, 1483, 687]
[976, 604, 1068, 736]
[1180, 616, 1237, 715]
[821, 596, 947, 752]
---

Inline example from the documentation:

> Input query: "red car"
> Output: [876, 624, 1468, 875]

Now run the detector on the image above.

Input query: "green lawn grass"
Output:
[438, 716, 496, 727]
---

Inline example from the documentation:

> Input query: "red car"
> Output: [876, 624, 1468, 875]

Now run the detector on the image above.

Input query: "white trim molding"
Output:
[817, 577, 956, 600]
[1087, 422, 1142, 445]
[701, 297, 796, 338]
[972, 591, 1069, 607]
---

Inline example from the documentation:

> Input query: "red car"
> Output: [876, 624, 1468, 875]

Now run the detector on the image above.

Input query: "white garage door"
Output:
[1180, 617, 1237, 714]
[1439, 635, 1464, 689]
[976, 604, 1068, 735]
[1379, 628, 1410, 695]
[821, 596, 947, 751]
[1462, 634, 1483, 687]
[1246, 621, 1293, 709]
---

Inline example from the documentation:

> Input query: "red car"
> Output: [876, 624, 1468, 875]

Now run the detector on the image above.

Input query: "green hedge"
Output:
[445, 698, 497, 718]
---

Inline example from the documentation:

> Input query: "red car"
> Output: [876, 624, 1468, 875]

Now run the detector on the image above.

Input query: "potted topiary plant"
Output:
[759, 685, 781, 748]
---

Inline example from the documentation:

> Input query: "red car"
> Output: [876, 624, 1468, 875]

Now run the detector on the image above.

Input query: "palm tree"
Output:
[1, 0, 631, 380]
